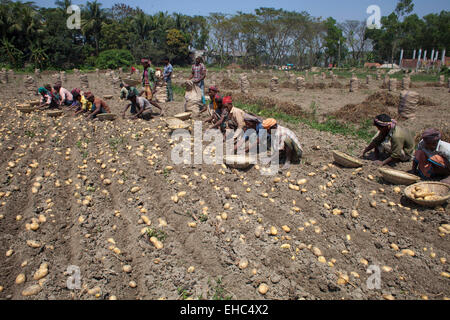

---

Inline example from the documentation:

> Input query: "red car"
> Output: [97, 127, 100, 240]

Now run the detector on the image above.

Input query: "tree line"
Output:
[0, 0, 448, 70]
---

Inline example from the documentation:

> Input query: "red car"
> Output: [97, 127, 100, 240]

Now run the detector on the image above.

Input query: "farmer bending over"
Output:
[362, 114, 415, 166]
[85, 92, 110, 120]
[413, 128, 450, 185]
[262, 118, 303, 170]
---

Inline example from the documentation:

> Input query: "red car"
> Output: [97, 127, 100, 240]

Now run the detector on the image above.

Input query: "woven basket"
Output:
[174, 112, 192, 121]
[223, 155, 256, 169]
[122, 79, 141, 87]
[165, 117, 190, 131]
[332, 150, 363, 168]
[17, 103, 33, 113]
[378, 167, 420, 185]
[47, 110, 63, 117]
[404, 182, 450, 207]
[97, 113, 117, 121]
[103, 95, 113, 100]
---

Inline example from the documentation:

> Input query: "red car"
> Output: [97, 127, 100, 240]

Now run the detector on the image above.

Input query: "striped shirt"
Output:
[192, 63, 206, 82]
[272, 125, 303, 152]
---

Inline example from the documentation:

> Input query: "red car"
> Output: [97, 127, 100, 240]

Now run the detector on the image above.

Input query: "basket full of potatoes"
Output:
[405, 182, 450, 207]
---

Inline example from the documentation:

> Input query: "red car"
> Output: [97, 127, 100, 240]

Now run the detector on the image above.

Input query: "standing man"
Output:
[163, 57, 174, 102]
[189, 56, 206, 105]
[141, 58, 156, 101]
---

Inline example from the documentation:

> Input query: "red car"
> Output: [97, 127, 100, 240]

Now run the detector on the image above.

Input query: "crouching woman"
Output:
[413, 129, 450, 185]
[362, 114, 415, 166]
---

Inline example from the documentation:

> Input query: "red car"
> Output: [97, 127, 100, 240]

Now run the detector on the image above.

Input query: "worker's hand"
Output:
[374, 160, 383, 166]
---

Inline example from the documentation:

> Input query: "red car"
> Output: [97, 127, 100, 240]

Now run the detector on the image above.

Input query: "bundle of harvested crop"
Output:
[80, 74, 89, 89]
[239, 73, 250, 94]
[270, 77, 279, 92]
[349, 76, 359, 92]
[398, 90, 419, 120]
[296, 77, 305, 92]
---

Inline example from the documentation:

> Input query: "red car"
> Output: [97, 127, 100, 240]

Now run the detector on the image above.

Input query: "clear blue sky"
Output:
[33, 0, 450, 22]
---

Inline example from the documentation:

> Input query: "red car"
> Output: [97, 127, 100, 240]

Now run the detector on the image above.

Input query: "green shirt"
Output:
[373, 126, 415, 159]
[126, 86, 140, 99]
[142, 67, 155, 88]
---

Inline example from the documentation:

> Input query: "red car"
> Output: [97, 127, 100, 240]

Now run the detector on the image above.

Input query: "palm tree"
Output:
[81, 0, 107, 56]
[0, 37, 23, 66]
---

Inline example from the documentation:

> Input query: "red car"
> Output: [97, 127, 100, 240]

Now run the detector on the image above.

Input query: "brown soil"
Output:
[0, 72, 449, 301]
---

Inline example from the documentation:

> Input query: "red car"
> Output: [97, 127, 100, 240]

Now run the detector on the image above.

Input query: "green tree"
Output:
[166, 28, 189, 64]
[81, 1, 108, 56]
[324, 17, 345, 66]
[95, 49, 134, 69]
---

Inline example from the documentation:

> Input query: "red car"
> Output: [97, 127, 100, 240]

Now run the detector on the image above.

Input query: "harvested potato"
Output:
[22, 285, 42, 296]
[258, 283, 269, 295]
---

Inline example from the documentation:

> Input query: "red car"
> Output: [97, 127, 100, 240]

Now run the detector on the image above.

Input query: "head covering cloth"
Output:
[421, 128, 441, 143]
[222, 96, 232, 105]
[262, 118, 277, 130]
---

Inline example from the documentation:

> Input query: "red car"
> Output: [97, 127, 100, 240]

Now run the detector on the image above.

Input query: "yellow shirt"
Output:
[81, 95, 92, 111]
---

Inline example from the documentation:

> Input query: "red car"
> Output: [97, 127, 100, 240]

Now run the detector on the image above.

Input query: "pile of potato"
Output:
[410, 185, 443, 201]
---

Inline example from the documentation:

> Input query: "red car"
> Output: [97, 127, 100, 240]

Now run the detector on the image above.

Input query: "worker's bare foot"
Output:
[281, 162, 291, 170]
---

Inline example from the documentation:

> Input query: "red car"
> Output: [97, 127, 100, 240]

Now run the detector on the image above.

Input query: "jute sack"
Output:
[24, 75, 36, 94]
[376, 72, 381, 80]
[402, 76, 411, 90]
[112, 76, 120, 89]
[349, 76, 359, 92]
[0, 69, 7, 84]
[60, 71, 67, 83]
[184, 80, 203, 116]
[80, 74, 89, 89]
[398, 90, 419, 120]
[383, 75, 390, 88]
[239, 73, 250, 94]
[74, 68, 80, 77]
[331, 75, 338, 83]
[288, 72, 294, 82]
[155, 83, 168, 103]
[52, 73, 61, 84]
[313, 74, 318, 85]
[389, 78, 397, 91]
[296, 77, 305, 92]
[270, 77, 279, 92]
[34, 69, 41, 79]
[439, 75, 445, 86]
[321, 72, 326, 80]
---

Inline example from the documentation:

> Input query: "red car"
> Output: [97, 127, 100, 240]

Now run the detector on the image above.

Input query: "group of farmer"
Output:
[37, 82, 110, 120]
[362, 114, 450, 184]
[35, 56, 449, 182]
[201, 86, 303, 169]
